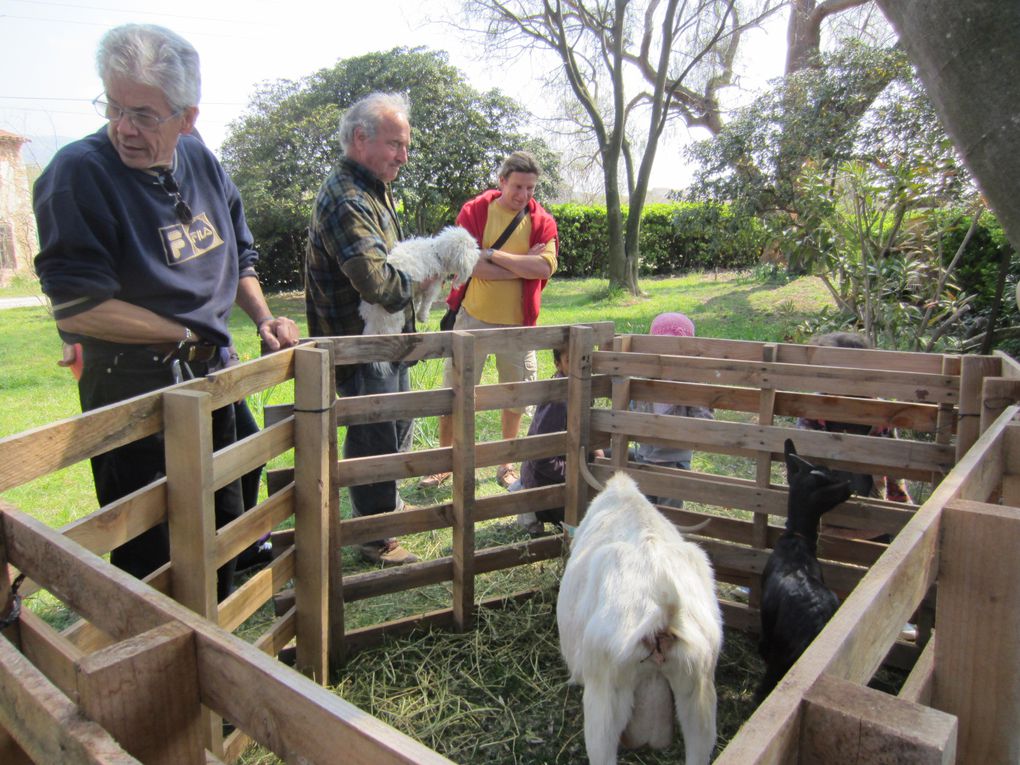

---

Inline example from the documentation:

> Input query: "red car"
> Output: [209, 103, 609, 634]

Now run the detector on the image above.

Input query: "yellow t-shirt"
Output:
[462, 202, 558, 325]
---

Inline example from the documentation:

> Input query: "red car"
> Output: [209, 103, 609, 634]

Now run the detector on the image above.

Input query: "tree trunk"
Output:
[877, 0, 1020, 254]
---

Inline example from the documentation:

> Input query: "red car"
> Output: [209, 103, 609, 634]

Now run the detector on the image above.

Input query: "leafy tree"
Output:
[221, 47, 560, 290]
[463, 0, 784, 294]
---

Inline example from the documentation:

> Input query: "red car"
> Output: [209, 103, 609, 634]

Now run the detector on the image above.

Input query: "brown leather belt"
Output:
[147, 341, 219, 364]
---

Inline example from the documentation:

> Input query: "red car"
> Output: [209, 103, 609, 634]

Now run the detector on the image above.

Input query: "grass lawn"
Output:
[0, 270, 835, 764]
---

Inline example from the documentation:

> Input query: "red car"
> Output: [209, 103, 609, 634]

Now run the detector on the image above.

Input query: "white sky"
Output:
[0, 0, 787, 190]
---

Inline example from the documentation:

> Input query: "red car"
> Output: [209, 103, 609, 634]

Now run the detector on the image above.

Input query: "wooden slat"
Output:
[566, 326, 595, 527]
[0, 350, 299, 493]
[217, 548, 295, 633]
[590, 411, 954, 478]
[451, 331, 476, 631]
[164, 390, 218, 619]
[211, 417, 294, 493]
[593, 351, 960, 403]
[292, 347, 331, 682]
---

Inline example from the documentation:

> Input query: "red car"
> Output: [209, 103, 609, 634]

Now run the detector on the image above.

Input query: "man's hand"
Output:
[258, 316, 301, 352]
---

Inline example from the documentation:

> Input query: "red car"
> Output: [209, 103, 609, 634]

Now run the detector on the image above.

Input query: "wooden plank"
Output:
[194, 628, 455, 765]
[18, 608, 83, 697]
[59, 482, 165, 560]
[801, 674, 956, 764]
[610, 334, 633, 469]
[451, 331, 476, 631]
[292, 347, 332, 683]
[753, 343, 777, 555]
[163, 390, 218, 619]
[0, 631, 140, 764]
[77, 621, 205, 765]
[217, 547, 295, 633]
[214, 484, 293, 568]
[322, 322, 614, 367]
[211, 418, 294, 492]
[625, 333, 954, 374]
[934, 498, 1020, 764]
[628, 378, 941, 433]
[593, 351, 960, 404]
[1, 504, 168, 642]
[566, 325, 595, 527]
[0, 350, 298, 493]
[590, 411, 953, 478]
[899, 636, 935, 705]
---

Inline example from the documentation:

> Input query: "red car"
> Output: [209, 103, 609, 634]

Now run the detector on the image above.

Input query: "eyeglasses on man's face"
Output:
[155, 169, 194, 225]
[93, 96, 181, 132]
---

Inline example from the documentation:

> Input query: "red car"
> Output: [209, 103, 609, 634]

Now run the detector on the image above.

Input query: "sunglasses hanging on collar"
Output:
[154, 168, 194, 225]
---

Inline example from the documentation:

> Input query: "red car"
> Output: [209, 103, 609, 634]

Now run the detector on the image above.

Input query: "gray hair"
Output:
[96, 24, 201, 111]
[339, 92, 411, 153]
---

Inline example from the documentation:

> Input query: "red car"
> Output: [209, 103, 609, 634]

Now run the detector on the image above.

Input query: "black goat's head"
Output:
[783, 439, 853, 534]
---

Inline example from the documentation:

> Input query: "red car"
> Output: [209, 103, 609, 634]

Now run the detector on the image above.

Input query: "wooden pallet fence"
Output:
[3, 325, 1020, 763]
[302, 324, 614, 662]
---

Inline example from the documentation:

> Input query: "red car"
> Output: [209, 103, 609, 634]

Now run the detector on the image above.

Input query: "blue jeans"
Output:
[339, 361, 413, 522]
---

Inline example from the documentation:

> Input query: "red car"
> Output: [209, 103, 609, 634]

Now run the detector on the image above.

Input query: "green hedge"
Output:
[548, 202, 765, 277]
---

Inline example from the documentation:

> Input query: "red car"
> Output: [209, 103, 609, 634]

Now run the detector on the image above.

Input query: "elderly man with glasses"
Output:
[33, 23, 299, 599]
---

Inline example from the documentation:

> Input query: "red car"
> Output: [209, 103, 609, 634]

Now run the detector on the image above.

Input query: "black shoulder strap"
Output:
[458, 204, 529, 306]
[491, 205, 529, 250]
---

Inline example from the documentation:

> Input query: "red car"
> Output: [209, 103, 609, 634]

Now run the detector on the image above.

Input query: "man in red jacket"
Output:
[422, 151, 558, 489]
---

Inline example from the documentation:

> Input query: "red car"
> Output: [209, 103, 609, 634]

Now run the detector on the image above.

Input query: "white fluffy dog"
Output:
[359, 226, 480, 335]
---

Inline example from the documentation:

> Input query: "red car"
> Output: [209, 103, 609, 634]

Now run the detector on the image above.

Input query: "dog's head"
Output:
[436, 226, 481, 286]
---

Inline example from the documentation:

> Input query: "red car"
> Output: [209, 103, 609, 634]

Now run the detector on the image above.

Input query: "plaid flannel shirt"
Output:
[305, 157, 413, 345]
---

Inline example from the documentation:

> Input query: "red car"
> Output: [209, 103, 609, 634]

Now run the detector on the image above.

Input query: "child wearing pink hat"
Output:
[631, 312, 713, 508]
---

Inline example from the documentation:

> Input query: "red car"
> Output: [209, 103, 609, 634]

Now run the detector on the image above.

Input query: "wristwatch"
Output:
[483, 248, 495, 262]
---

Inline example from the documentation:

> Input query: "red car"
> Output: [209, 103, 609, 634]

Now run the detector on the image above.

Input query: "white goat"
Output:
[359, 225, 479, 335]
[557, 471, 722, 765]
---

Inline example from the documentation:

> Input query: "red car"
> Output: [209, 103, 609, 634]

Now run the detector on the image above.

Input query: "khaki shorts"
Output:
[442, 311, 537, 415]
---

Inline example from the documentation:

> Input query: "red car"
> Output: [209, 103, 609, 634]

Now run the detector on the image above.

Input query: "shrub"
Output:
[548, 202, 765, 278]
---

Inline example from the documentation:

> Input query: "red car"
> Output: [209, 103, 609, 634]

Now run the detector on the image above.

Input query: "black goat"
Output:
[756, 439, 853, 702]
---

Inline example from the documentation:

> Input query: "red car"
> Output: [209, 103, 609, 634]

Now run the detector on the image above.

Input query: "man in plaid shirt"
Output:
[305, 92, 425, 566]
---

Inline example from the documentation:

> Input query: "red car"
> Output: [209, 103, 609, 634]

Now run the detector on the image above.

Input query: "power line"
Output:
[7, 0, 271, 26]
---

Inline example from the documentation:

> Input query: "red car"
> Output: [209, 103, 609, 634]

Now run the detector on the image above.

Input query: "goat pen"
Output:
[0, 323, 1018, 763]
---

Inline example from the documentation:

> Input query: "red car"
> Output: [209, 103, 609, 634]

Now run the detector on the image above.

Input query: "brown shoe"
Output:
[496, 464, 519, 489]
[419, 471, 451, 488]
[360, 539, 419, 566]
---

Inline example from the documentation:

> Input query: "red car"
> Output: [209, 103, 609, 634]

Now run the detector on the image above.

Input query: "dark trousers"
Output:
[79, 346, 243, 600]
[338, 361, 413, 523]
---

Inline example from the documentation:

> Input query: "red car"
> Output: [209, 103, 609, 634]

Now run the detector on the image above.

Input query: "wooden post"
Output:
[162, 389, 220, 755]
[934, 495, 1020, 763]
[77, 621, 205, 765]
[751, 343, 777, 608]
[565, 326, 594, 528]
[801, 674, 956, 763]
[163, 390, 217, 620]
[292, 347, 332, 683]
[956, 355, 1001, 461]
[609, 334, 632, 469]
[451, 331, 476, 631]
